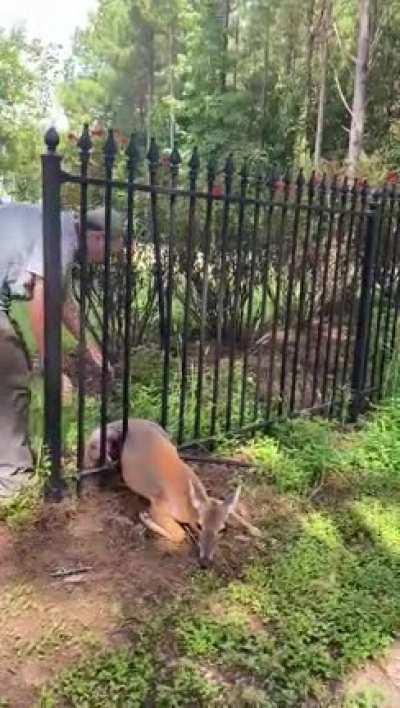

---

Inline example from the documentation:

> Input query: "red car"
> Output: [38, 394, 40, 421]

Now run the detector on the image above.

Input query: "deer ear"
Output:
[188, 480, 208, 513]
[223, 485, 241, 515]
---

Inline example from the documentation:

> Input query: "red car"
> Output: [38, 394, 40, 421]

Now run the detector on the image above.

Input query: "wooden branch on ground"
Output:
[181, 454, 254, 468]
[78, 455, 254, 479]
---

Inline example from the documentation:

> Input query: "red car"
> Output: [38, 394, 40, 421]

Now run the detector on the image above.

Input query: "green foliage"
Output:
[1, 0, 400, 190]
[0, 442, 50, 529]
[36, 390, 400, 706]
[173, 504, 400, 705]
[54, 0, 400, 172]
[43, 647, 154, 707]
[221, 418, 342, 494]
[0, 29, 60, 200]
[155, 660, 222, 706]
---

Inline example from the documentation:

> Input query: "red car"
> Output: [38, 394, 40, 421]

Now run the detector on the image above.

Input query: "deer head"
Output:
[189, 482, 241, 568]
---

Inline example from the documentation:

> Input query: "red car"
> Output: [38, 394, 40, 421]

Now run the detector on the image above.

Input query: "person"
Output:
[0, 203, 123, 499]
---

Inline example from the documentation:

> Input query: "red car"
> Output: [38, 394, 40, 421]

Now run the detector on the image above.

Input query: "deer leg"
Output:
[140, 505, 186, 544]
[230, 510, 262, 537]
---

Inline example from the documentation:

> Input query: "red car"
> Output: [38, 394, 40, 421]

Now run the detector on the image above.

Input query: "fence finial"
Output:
[224, 153, 235, 176]
[308, 170, 316, 195]
[126, 133, 140, 176]
[77, 123, 92, 155]
[319, 172, 327, 197]
[189, 146, 200, 179]
[207, 153, 217, 181]
[147, 137, 160, 167]
[239, 159, 248, 183]
[45, 126, 60, 153]
[104, 128, 118, 170]
[360, 179, 369, 202]
[170, 143, 181, 177]
[296, 168, 305, 190]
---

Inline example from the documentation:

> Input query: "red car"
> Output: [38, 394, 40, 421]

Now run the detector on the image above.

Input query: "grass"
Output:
[4, 307, 400, 704]
[33, 389, 400, 707]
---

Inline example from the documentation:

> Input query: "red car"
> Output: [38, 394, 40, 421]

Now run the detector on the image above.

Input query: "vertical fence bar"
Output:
[301, 175, 327, 408]
[330, 177, 353, 415]
[241, 169, 262, 426]
[122, 134, 139, 439]
[370, 184, 394, 398]
[100, 129, 117, 463]
[311, 176, 338, 408]
[266, 173, 291, 419]
[389, 199, 400, 357]
[162, 145, 181, 430]
[390, 270, 400, 358]
[211, 155, 234, 437]
[76, 125, 92, 485]
[340, 181, 368, 414]
[42, 127, 63, 498]
[290, 172, 315, 411]
[178, 147, 199, 444]
[362, 185, 386, 393]
[194, 156, 216, 439]
[279, 170, 304, 416]
[350, 189, 380, 420]
[380, 197, 400, 391]
[322, 176, 346, 405]
[254, 177, 275, 421]
[147, 138, 165, 345]
[226, 161, 248, 431]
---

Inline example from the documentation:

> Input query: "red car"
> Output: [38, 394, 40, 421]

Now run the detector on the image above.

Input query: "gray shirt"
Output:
[0, 204, 77, 310]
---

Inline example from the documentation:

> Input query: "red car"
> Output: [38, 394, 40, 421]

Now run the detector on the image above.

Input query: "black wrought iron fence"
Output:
[41, 125, 400, 494]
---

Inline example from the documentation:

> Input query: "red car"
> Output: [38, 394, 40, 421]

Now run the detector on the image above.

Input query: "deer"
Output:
[84, 418, 261, 567]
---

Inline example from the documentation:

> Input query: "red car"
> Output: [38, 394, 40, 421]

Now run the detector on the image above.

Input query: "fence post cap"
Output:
[368, 188, 382, 212]
[44, 126, 60, 153]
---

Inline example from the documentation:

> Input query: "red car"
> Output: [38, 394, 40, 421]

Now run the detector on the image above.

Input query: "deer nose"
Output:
[199, 555, 211, 569]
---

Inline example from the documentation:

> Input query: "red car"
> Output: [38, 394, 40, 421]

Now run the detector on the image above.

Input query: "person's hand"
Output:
[62, 373, 74, 403]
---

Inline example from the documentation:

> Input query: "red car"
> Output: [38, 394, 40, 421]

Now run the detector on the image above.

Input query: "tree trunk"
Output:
[348, 0, 370, 174]
[220, 0, 230, 92]
[314, 0, 332, 168]
[169, 25, 175, 149]
[260, 28, 269, 148]
[146, 27, 155, 148]
[305, 0, 316, 146]
[233, 17, 239, 90]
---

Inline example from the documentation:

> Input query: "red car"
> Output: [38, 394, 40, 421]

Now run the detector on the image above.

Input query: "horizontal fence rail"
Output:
[41, 126, 400, 492]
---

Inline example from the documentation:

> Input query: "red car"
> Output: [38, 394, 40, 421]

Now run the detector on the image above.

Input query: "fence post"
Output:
[41, 127, 64, 499]
[350, 189, 380, 420]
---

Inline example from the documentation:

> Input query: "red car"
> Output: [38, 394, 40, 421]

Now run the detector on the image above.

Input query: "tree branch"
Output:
[333, 67, 353, 117]
[332, 21, 356, 63]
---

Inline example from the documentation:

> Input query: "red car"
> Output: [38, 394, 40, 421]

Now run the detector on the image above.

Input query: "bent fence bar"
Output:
[41, 126, 400, 494]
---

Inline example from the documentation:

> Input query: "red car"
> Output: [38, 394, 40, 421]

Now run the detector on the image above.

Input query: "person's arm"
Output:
[27, 276, 74, 399]
[27, 275, 105, 370]
[62, 293, 104, 368]
[27, 275, 45, 363]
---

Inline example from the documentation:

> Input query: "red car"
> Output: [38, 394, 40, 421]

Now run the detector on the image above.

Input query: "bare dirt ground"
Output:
[344, 641, 400, 707]
[0, 464, 266, 707]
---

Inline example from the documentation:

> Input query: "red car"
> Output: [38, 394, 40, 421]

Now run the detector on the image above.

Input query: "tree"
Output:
[0, 29, 59, 200]
[348, 0, 370, 173]
[314, 0, 333, 167]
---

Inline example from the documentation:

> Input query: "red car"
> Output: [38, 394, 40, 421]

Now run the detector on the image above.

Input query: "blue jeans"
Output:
[0, 310, 33, 498]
